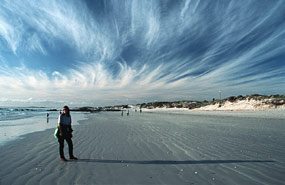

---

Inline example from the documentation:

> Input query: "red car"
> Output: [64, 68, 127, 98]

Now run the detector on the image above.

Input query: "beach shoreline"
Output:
[0, 111, 88, 147]
[1, 111, 285, 185]
[141, 107, 285, 120]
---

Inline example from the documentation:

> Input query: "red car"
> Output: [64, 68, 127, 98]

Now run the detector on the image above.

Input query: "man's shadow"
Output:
[69, 159, 274, 165]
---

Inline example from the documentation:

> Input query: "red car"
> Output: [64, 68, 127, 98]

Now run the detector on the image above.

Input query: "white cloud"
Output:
[0, 0, 116, 59]
[0, 0, 284, 106]
[0, 15, 21, 53]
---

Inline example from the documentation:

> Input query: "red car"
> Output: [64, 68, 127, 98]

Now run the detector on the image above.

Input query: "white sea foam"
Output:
[0, 109, 88, 146]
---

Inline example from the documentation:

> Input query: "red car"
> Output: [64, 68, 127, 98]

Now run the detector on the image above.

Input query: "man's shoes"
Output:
[70, 156, 78, 160]
[60, 158, 68, 162]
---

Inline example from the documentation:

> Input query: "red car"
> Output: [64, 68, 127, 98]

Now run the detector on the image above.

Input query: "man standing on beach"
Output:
[57, 105, 78, 162]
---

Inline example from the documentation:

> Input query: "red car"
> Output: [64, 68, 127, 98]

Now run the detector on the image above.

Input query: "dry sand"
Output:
[0, 111, 284, 185]
[192, 99, 284, 111]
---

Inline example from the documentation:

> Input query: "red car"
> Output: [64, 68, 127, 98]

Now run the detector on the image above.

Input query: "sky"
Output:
[0, 0, 284, 107]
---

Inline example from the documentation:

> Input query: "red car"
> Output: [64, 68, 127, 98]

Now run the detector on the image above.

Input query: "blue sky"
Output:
[0, 0, 284, 107]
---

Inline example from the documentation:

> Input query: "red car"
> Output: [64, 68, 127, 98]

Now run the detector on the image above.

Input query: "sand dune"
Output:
[0, 111, 284, 185]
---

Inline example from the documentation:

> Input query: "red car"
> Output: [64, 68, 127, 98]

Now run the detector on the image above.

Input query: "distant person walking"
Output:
[57, 105, 77, 161]
[46, 113, 49, 123]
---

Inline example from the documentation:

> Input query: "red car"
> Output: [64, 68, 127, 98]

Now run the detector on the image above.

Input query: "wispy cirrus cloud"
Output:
[0, 0, 284, 106]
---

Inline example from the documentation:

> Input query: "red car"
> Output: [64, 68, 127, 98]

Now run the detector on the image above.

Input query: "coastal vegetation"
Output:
[73, 94, 285, 112]
[8, 94, 283, 112]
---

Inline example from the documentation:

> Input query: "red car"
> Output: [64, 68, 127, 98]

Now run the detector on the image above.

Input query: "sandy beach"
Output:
[0, 110, 284, 185]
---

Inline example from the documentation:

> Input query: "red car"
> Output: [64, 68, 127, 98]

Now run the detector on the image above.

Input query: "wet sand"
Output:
[0, 111, 284, 185]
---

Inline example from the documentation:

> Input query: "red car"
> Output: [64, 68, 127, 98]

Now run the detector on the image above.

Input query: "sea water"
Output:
[0, 108, 88, 147]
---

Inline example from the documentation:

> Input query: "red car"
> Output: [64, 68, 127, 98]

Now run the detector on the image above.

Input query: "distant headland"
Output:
[70, 94, 285, 112]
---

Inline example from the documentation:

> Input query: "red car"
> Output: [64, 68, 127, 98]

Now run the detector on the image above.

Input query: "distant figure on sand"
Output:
[57, 105, 77, 162]
[127, 110, 129, 116]
[140, 109, 142, 113]
[121, 110, 123, 116]
[47, 113, 49, 123]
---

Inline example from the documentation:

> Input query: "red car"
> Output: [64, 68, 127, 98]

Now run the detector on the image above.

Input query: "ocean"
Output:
[0, 108, 88, 146]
